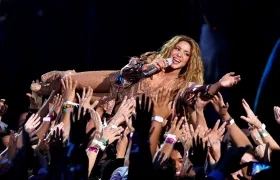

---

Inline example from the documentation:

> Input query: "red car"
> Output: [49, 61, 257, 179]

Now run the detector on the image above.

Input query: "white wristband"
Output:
[152, 116, 164, 123]
[166, 133, 177, 141]
[43, 117, 51, 122]
[258, 123, 266, 132]
[63, 101, 79, 107]
[92, 139, 106, 151]
[226, 118, 235, 126]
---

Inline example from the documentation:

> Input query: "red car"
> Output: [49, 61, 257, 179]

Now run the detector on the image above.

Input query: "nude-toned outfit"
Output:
[36, 59, 209, 118]
[101, 71, 179, 115]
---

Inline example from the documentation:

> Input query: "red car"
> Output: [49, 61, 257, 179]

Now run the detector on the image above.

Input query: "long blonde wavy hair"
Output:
[157, 35, 204, 85]
[141, 35, 204, 117]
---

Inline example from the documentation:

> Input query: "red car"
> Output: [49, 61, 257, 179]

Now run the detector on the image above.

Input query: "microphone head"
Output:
[166, 58, 173, 66]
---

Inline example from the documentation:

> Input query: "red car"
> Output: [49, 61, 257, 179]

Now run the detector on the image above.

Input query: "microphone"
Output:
[140, 58, 173, 78]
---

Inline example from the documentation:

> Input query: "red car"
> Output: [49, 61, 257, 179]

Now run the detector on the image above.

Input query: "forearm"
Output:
[129, 134, 153, 178]
[208, 81, 222, 96]
[196, 109, 208, 130]
[258, 129, 280, 150]
[149, 121, 163, 156]
[87, 150, 99, 177]
[223, 113, 251, 147]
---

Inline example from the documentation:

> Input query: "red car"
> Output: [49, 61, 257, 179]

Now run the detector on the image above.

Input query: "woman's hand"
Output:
[144, 58, 168, 72]
[219, 72, 241, 87]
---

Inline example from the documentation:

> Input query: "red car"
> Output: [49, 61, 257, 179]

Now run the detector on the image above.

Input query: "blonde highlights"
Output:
[157, 35, 204, 118]
[156, 35, 204, 92]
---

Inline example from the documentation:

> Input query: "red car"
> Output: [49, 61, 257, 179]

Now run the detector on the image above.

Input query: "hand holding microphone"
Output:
[144, 58, 171, 72]
[153, 58, 170, 71]
[116, 57, 173, 87]
[141, 58, 173, 78]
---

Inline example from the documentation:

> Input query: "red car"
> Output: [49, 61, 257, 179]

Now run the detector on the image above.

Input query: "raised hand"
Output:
[49, 128, 64, 167]
[210, 92, 229, 117]
[219, 72, 241, 87]
[152, 88, 172, 119]
[24, 114, 41, 137]
[189, 136, 208, 167]
[76, 86, 99, 111]
[61, 76, 77, 102]
[110, 96, 135, 126]
[49, 128, 64, 152]
[195, 92, 210, 110]
[102, 126, 124, 145]
[69, 106, 90, 146]
[26, 87, 43, 110]
[133, 94, 153, 139]
[180, 122, 192, 151]
[240, 99, 262, 128]
[273, 106, 280, 124]
[89, 108, 102, 139]
[167, 116, 184, 138]
[208, 120, 226, 162]
[49, 94, 63, 117]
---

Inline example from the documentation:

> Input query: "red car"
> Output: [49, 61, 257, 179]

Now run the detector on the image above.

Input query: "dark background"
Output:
[0, 0, 279, 134]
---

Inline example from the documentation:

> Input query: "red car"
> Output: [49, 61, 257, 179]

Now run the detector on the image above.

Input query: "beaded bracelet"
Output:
[165, 134, 177, 144]
[87, 146, 99, 153]
[63, 107, 73, 114]
[259, 130, 270, 138]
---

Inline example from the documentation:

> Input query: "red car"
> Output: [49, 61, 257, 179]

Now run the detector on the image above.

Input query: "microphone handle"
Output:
[142, 65, 158, 76]
[137, 58, 172, 79]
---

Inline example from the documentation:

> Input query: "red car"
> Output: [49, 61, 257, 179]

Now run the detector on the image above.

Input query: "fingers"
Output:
[120, 96, 128, 108]
[76, 93, 81, 102]
[225, 102, 229, 108]
[218, 121, 227, 132]
[190, 124, 194, 136]
[26, 93, 32, 98]
[171, 117, 178, 129]
[176, 117, 184, 130]
[155, 59, 167, 71]
[26, 114, 40, 127]
[241, 99, 250, 108]
[213, 120, 220, 131]
[62, 76, 77, 90]
[240, 115, 250, 122]
[91, 100, 99, 109]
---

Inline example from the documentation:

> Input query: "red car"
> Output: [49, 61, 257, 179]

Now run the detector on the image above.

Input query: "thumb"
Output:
[240, 116, 250, 122]
[26, 93, 32, 98]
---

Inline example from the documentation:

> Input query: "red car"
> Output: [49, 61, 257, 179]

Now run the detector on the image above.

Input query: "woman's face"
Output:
[170, 149, 183, 176]
[169, 41, 191, 70]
